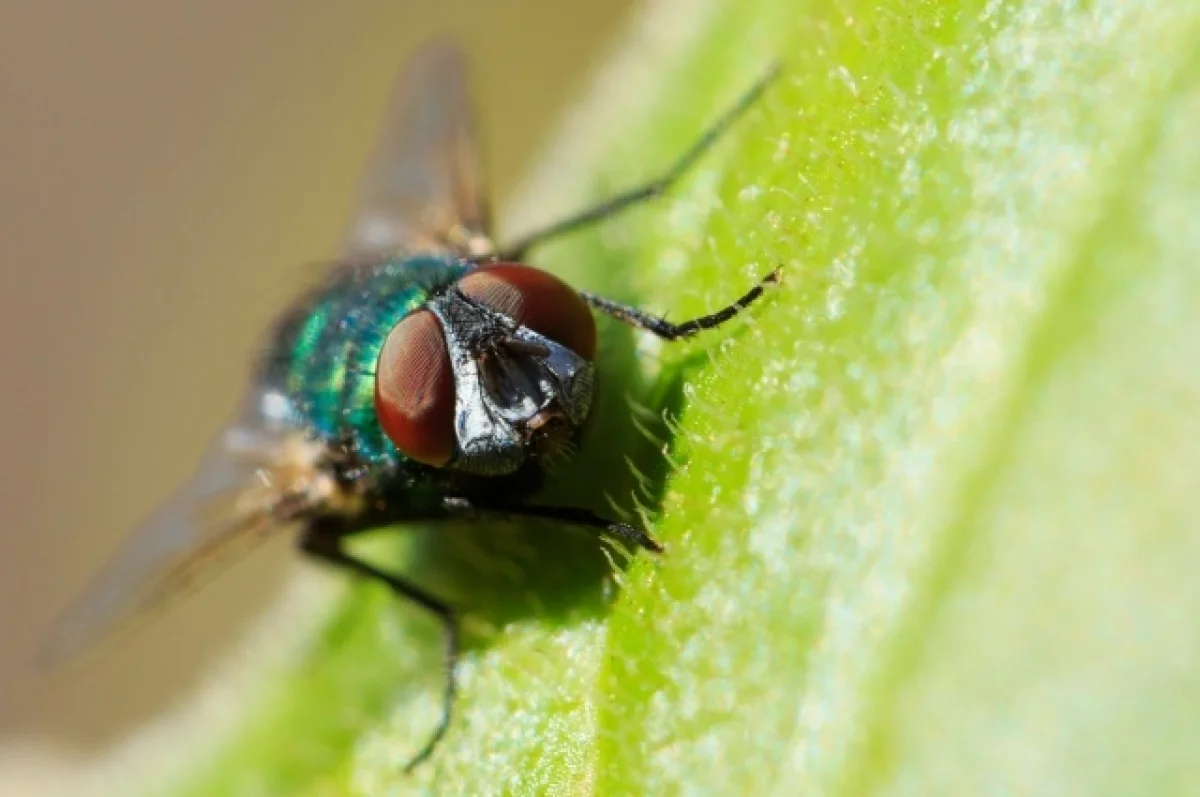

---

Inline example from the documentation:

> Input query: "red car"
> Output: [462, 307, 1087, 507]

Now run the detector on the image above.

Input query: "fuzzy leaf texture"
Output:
[175, 0, 1200, 794]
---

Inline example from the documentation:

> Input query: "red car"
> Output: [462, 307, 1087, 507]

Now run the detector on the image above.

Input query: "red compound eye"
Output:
[374, 309, 455, 467]
[457, 262, 596, 360]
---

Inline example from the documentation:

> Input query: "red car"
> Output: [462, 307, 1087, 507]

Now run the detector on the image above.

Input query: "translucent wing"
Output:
[42, 40, 482, 664]
[345, 39, 493, 259]
[40, 409, 335, 665]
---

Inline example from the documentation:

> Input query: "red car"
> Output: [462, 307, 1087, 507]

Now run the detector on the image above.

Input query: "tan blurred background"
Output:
[0, 0, 635, 784]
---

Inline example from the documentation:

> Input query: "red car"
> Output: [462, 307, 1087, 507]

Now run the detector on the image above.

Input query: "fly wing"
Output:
[41, 41, 481, 664]
[345, 39, 492, 259]
[40, 416, 336, 665]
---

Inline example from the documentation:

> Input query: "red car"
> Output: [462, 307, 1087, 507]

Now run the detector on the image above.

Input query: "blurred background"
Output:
[0, 0, 635, 789]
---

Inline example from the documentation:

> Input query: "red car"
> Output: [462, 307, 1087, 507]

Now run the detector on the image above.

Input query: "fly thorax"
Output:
[427, 289, 594, 476]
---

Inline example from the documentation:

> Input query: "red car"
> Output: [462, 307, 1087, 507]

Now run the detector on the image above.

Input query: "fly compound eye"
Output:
[457, 263, 596, 360]
[374, 309, 456, 467]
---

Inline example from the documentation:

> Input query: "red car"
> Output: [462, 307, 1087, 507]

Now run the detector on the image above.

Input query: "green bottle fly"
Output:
[43, 40, 781, 770]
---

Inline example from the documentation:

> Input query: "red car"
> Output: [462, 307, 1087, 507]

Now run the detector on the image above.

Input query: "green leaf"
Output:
[176, 0, 1200, 794]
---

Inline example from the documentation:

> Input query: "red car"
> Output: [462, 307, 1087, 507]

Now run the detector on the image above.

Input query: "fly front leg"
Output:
[299, 517, 458, 773]
[499, 65, 781, 260]
[582, 267, 781, 340]
[442, 496, 664, 553]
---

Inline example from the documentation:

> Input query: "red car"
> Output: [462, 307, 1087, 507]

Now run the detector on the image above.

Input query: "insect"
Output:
[42, 41, 779, 769]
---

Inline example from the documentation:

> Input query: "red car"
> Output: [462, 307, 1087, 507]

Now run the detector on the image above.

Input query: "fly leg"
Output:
[499, 65, 780, 260]
[442, 497, 664, 553]
[581, 267, 780, 340]
[296, 494, 663, 770]
[299, 518, 458, 773]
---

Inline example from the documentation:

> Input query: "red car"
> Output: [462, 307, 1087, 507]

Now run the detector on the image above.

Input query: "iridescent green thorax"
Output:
[260, 253, 471, 483]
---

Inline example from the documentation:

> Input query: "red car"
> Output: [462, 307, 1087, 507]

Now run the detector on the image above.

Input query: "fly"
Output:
[42, 40, 781, 770]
